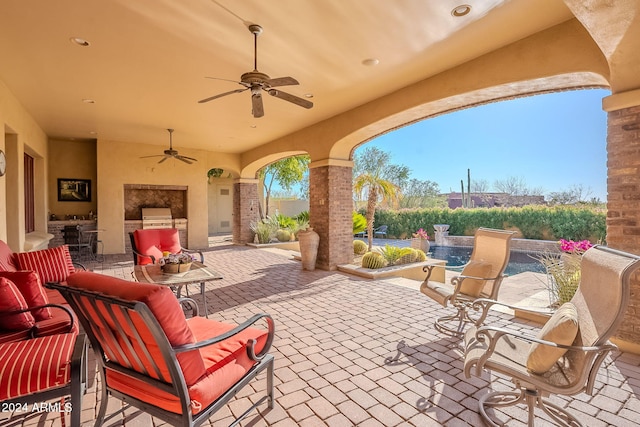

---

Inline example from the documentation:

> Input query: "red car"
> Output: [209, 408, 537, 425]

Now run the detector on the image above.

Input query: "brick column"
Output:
[233, 179, 260, 245]
[604, 92, 640, 351]
[309, 159, 354, 270]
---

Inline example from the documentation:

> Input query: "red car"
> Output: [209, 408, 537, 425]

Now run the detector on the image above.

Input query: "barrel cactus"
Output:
[362, 252, 387, 269]
[276, 229, 292, 242]
[414, 249, 427, 262]
[353, 239, 368, 255]
[396, 248, 418, 265]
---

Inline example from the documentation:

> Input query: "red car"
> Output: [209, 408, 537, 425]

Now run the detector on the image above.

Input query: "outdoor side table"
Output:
[133, 261, 223, 315]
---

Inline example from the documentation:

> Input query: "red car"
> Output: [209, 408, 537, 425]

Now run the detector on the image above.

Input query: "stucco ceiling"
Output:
[0, 0, 574, 153]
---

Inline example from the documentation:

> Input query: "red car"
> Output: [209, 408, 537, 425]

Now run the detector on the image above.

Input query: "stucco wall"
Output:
[96, 139, 211, 253]
[0, 78, 48, 251]
[47, 138, 98, 219]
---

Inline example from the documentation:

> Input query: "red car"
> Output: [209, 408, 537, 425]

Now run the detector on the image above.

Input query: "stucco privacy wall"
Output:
[96, 139, 224, 253]
[0, 78, 48, 251]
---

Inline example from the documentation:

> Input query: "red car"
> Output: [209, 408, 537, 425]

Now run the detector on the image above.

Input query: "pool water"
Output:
[429, 246, 546, 276]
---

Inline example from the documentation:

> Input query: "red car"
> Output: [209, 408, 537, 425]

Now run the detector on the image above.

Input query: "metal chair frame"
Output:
[47, 282, 275, 427]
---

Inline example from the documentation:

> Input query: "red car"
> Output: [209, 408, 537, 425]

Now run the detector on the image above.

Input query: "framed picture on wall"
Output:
[58, 178, 91, 202]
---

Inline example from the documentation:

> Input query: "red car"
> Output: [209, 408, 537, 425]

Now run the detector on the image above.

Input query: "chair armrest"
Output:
[422, 263, 465, 281]
[470, 324, 617, 380]
[449, 274, 504, 301]
[0, 303, 75, 333]
[181, 248, 204, 263]
[131, 247, 156, 264]
[470, 298, 550, 326]
[174, 313, 275, 361]
[73, 262, 87, 271]
[178, 297, 199, 317]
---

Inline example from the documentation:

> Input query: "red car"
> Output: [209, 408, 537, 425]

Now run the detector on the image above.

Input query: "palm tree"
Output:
[353, 147, 408, 250]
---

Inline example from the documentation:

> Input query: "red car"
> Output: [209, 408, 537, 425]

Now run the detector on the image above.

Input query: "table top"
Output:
[134, 261, 223, 286]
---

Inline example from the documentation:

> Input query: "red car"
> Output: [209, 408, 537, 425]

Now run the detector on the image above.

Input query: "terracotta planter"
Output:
[298, 227, 320, 270]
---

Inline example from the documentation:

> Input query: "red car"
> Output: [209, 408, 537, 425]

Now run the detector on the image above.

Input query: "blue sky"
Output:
[358, 88, 610, 201]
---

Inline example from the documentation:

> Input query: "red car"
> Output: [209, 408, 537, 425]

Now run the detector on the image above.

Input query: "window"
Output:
[24, 153, 34, 233]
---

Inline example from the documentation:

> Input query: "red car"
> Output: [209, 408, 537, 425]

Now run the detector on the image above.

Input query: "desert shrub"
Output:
[373, 206, 605, 242]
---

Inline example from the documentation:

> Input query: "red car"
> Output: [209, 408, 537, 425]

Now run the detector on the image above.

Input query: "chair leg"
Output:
[434, 305, 473, 338]
[94, 369, 109, 427]
[479, 389, 583, 427]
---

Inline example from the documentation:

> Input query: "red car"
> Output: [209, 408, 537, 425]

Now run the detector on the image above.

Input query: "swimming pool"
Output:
[429, 246, 546, 276]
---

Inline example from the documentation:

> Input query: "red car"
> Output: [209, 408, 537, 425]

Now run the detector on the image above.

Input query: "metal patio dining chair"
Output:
[463, 245, 640, 426]
[420, 227, 516, 337]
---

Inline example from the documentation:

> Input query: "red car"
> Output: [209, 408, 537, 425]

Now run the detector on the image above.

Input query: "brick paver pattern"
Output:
[4, 242, 640, 426]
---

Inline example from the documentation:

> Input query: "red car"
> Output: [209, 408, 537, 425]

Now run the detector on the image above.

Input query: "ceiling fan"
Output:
[140, 129, 197, 164]
[198, 24, 313, 118]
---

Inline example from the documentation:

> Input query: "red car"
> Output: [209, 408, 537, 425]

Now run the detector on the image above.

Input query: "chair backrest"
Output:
[62, 225, 81, 245]
[572, 246, 640, 348]
[132, 228, 182, 265]
[50, 271, 207, 413]
[468, 228, 516, 298]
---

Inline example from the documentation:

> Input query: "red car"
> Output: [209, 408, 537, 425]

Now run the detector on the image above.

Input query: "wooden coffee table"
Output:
[133, 261, 223, 315]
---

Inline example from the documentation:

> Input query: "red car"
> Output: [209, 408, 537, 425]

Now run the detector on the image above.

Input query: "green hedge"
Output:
[372, 206, 606, 243]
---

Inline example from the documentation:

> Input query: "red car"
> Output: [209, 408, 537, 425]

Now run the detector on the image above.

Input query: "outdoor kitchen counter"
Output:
[47, 220, 97, 248]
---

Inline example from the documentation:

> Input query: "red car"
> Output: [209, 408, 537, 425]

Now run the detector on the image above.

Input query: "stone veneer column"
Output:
[233, 179, 260, 245]
[604, 91, 640, 352]
[309, 159, 354, 270]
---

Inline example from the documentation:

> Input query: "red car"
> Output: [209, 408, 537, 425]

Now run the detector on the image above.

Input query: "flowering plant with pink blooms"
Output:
[535, 238, 593, 307]
[412, 228, 430, 240]
[559, 239, 593, 254]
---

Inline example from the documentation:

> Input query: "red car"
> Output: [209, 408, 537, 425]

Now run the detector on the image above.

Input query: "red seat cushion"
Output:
[105, 316, 269, 414]
[65, 271, 206, 385]
[133, 229, 182, 265]
[16, 246, 75, 283]
[0, 277, 36, 331]
[0, 271, 51, 321]
[0, 332, 78, 400]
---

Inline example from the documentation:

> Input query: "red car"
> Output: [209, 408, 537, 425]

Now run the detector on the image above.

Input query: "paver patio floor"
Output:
[5, 241, 640, 426]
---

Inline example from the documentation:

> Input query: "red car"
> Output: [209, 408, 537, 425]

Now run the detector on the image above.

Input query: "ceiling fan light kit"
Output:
[140, 129, 198, 164]
[199, 24, 313, 118]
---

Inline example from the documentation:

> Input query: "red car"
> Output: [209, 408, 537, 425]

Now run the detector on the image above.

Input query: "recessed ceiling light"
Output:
[362, 58, 380, 66]
[89, 131, 97, 135]
[452, 4, 471, 17]
[82, 98, 95, 104]
[70, 37, 91, 47]
[304, 93, 314, 99]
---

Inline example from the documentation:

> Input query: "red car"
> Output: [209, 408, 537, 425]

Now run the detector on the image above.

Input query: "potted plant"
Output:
[410, 228, 430, 253]
[159, 252, 194, 274]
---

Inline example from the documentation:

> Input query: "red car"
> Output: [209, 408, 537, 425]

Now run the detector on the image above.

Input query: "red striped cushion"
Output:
[16, 246, 75, 284]
[0, 271, 51, 321]
[0, 333, 76, 399]
[0, 278, 36, 331]
[0, 329, 30, 344]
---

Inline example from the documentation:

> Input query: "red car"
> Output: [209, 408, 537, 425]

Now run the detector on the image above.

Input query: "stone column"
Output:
[603, 90, 640, 353]
[308, 159, 354, 270]
[233, 179, 260, 245]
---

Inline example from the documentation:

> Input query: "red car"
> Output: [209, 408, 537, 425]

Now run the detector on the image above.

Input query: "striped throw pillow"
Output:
[16, 246, 75, 284]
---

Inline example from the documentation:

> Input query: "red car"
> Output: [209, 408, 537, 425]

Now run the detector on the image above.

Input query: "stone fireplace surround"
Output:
[123, 184, 188, 251]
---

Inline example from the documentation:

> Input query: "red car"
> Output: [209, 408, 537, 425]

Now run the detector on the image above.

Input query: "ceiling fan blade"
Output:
[252, 92, 264, 118]
[198, 88, 248, 103]
[268, 89, 313, 109]
[140, 154, 166, 159]
[176, 155, 197, 164]
[267, 76, 299, 87]
[158, 156, 170, 164]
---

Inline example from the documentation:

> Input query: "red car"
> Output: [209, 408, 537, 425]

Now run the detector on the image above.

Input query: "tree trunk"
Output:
[366, 188, 378, 251]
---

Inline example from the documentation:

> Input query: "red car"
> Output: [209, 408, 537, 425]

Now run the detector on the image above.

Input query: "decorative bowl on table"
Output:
[160, 253, 194, 274]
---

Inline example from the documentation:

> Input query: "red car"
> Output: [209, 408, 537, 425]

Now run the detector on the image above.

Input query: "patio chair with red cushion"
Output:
[48, 271, 275, 427]
[129, 228, 203, 266]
